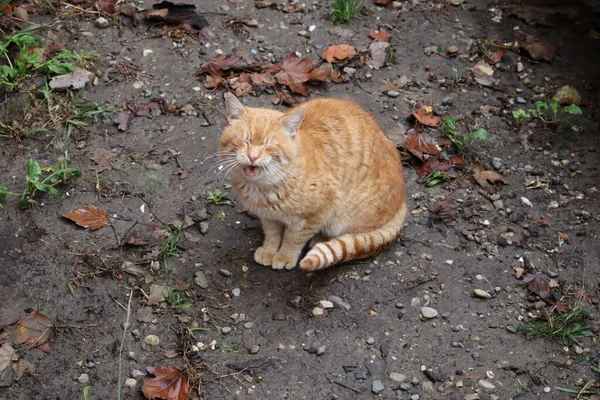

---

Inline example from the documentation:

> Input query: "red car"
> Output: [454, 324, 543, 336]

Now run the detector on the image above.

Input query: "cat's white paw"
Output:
[271, 253, 298, 270]
[254, 246, 275, 266]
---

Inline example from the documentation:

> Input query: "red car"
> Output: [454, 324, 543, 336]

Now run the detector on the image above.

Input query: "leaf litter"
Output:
[62, 205, 108, 230]
[142, 365, 190, 400]
[2, 310, 53, 350]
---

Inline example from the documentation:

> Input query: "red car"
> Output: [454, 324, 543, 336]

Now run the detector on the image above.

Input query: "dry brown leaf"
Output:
[321, 44, 357, 63]
[62, 205, 108, 231]
[404, 133, 442, 161]
[473, 169, 509, 190]
[203, 75, 223, 89]
[142, 365, 190, 400]
[379, 76, 409, 92]
[373, 0, 392, 4]
[3, 311, 53, 349]
[89, 149, 125, 173]
[487, 48, 504, 64]
[367, 41, 389, 70]
[250, 72, 275, 87]
[521, 40, 556, 62]
[271, 53, 330, 96]
[412, 105, 442, 127]
[523, 273, 554, 303]
[113, 112, 133, 131]
[145, 2, 208, 29]
[198, 54, 243, 77]
[231, 80, 253, 97]
[368, 28, 392, 42]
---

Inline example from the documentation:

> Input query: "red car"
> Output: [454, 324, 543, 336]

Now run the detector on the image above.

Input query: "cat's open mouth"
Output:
[244, 166, 260, 177]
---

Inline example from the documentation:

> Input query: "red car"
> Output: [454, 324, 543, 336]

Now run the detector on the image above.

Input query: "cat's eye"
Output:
[240, 139, 249, 146]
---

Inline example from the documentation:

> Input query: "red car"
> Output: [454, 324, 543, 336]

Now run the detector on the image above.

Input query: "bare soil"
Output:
[1, 1, 600, 399]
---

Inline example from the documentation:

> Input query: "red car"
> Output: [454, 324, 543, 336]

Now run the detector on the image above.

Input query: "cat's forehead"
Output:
[238, 112, 282, 141]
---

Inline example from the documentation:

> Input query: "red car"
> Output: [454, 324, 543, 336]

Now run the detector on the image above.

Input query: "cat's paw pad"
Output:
[254, 246, 275, 266]
[271, 253, 298, 270]
[299, 254, 321, 271]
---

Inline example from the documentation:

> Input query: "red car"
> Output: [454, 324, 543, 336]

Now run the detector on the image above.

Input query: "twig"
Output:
[333, 380, 362, 394]
[117, 289, 133, 400]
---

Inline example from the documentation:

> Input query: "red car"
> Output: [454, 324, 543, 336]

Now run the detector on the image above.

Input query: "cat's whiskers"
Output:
[212, 160, 240, 176]
[219, 162, 240, 182]
[208, 156, 239, 173]
[202, 151, 237, 164]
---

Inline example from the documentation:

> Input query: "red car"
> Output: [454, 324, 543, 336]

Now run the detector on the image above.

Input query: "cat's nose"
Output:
[248, 152, 260, 163]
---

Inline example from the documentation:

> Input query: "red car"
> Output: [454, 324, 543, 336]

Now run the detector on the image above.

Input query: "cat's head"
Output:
[220, 93, 305, 185]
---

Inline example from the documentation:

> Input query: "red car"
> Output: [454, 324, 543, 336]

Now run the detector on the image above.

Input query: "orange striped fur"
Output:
[220, 93, 407, 271]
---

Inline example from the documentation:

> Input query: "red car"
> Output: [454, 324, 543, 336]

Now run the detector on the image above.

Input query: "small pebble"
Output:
[447, 45, 459, 54]
[243, 322, 254, 329]
[124, 378, 137, 387]
[366, 337, 376, 345]
[473, 289, 492, 299]
[328, 295, 351, 310]
[372, 380, 385, 394]
[479, 379, 496, 391]
[312, 306, 324, 317]
[95, 17, 109, 28]
[420, 307, 438, 319]
[319, 300, 334, 309]
[231, 288, 241, 297]
[221, 326, 232, 334]
[249, 345, 260, 354]
[144, 334, 160, 346]
[389, 372, 406, 383]
[386, 90, 400, 98]
[132, 370, 145, 380]
[78, 374, 90, 384]
[219, 269, 232, 277]
[194, 271, 209, 289]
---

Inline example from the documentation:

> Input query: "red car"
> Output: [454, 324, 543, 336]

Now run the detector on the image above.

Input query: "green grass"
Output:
[165, 286, 192, 309]
[330, 0, 363, 24]
[159, 229, 182, 261]
[441, 116, 489, 152]
[206, 188, 234, 206]
[520, 307, 595, 345]
[0, 153, 80, 210]
[512, 99, 582, 125]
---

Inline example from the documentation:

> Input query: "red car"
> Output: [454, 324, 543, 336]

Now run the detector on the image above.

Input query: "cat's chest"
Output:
[234, 182, 293, 218]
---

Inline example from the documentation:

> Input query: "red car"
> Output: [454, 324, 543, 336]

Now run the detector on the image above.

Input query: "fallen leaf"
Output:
[62, 205, 108, 231]
[368, 28, 392, 42]
[270, 53, 331, 96]
[147, 284, 169, 306]
[48, 68, 93, 90]
[486, 48, 504, 64]
[89, 149, 125, 173]
[142, 365, 190, 400]
[250, 72, 275, 87]
[198, 54, 243, 77]
[431, 198, 458, 220]
[145, 1, 209, 30]
[322, 44, 357, 63]
[379, 76, 408, 92]
[203, 74, 223, 89]
[404, 132, 442, 160]
[473, 169, 509, 190]
[373, 0, 392, 5]
[231, 80, 253, 97]
[3, 311, 53, 349]
[553, 85, 581, 105]
[135, 99, 163, 117]
[521, 39, 556, 62]
[472, 61, 498, 87]
[98, 0, 117, 15]
[414, 158, 450, 177]
[27, 228, 46, 243]
[522, 273, 554, 302]
[537, 218, 550, 227]
[367, 41, 389, 70]
[113, 112, 133, 131]
[412, 105, 442, 127]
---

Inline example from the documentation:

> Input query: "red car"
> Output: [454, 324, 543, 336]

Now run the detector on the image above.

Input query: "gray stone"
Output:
[493, 200, 504, 209]
[316, 345, 326, 356]
[343, 67, 357, 76]
[78, 374, 90, 384]
[199, 222, 209, 234]
[194, 271, 209, 289]
[389, 372, 406, 383]
[219, 269, 232, 277]
[517, 97, 527, 104]
[243, 322, 254, 329]
[447, 45, 459, 54]
[95, 17, 109, 28]
[221, 326, 232, 334]
[411, 297, 421, 307]
[478, 379, 496, 391]
[441, 96, 453, 106]
[386, 90, 400, 98]
[288, 295, 302, 308]
[328, 295, 351, 310]
[400, 382, 412, 391]
[231, 288, 241, 297]
[410, 395, 420, 400]
[131, 370, 145, 380]
[124, 378, 137, 387]
[366, 337, 376, 345]
[492, 157, 503, 170]
[372, 380, 385, 394]
[420, 307, 438, 319]
[506, 325, 518, 334]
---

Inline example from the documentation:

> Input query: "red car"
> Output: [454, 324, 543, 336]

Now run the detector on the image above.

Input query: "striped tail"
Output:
[299, 203, 408, 271]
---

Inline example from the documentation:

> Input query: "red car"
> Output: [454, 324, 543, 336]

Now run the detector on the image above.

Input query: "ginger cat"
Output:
[219, 93, 407, 271]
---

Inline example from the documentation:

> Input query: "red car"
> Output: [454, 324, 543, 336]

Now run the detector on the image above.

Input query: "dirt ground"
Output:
[1, 0, 600, 399]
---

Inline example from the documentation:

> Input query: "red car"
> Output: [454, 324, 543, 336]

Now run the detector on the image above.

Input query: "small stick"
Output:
[333, 380, 362, 394]
[116, 289, 133, 400]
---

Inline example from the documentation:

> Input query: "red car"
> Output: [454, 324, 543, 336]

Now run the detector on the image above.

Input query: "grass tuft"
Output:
[330, 0, 363, 25]
[520, 306, 595, 345]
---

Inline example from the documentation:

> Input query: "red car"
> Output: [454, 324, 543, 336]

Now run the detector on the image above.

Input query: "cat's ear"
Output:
[224, 92, 246, 123]
[280, 109, 305, 137]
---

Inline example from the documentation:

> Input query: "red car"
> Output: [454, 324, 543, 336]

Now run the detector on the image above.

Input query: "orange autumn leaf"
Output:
[368, 28, 392, 42]
[321, 44, 357, 63]
[412, 105, 442, 127]
[4, 310, 53, 349]
[142, 365, 190, 400]
[62, 205, 108, 230]
[269, 53, 331, 96]
[404, 132, 442, 161]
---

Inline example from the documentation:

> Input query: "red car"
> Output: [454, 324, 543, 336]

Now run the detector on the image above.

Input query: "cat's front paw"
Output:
[254, 246, 276, 266]
[271, 252, 299, 270]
